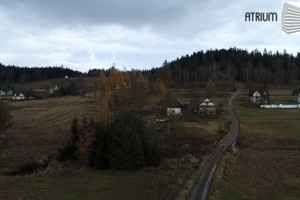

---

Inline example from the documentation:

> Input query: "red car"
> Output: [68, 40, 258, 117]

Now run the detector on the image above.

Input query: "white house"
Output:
[292, 89, 300, 103]
[167, 97, 185, 115]
[249, 89, 269, 104]
[12, 93, 25, 100]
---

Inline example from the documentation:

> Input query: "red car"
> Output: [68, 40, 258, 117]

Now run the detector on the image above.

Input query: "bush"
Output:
[4, 161, 41, 176]
[90, 110, 162, 169]
[16, 161, 41, 175]
[0, 101, 13, 149]
[58, 117, 79, 161]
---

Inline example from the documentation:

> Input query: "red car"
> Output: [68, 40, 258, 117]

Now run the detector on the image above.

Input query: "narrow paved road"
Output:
[188, 88, 241, 200]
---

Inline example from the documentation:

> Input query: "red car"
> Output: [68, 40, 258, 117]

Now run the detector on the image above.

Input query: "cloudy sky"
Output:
[0, 0, 299, 72]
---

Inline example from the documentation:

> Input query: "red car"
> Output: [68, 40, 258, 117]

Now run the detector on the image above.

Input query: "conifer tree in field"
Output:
[123, 71, 131, 87]
[118, 72, 126, 89]
[58, 117, 79, 160]
[109, 67, 118, 89]
[157, 81, 166, 101]
[76, 118, 95, 158]
[0, 102, 12, 149]
[206, 78, 216, 97]
[135, 73, 149, 108]
[107, 67, 119, 111]
[96, 72, 109, 124]
[118, 72, 130, 108]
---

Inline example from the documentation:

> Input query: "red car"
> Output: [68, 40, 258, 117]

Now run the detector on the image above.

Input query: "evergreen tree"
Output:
[58, 117, 79, 160]
[0, 102, 12, 149]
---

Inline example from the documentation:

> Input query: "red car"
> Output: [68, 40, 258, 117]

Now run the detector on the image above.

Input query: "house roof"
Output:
[168, 97, 185, 108]
[199, 98, 216, 107]
[2, 88, 12, 92]
[249, 89, 269, 97]
[292, 89, 300, 96]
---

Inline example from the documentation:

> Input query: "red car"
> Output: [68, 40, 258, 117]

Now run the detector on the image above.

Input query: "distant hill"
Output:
[2, 47, 300, 86]
[0, 63, 83, 84]
[146, 48, 300, 86]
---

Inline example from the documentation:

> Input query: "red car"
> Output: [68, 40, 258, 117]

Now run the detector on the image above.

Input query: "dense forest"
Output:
[147, 48, 300, 86]
[1, 48, 300, 86]
[0, 64, 83, 84]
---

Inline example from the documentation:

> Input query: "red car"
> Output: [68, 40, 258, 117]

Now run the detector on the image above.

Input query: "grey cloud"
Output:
[1, 0, 194, 29]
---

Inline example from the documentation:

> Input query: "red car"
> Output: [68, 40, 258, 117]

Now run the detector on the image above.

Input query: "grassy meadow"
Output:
[0, 85, 233, 200]
[209, 88, 300, 200]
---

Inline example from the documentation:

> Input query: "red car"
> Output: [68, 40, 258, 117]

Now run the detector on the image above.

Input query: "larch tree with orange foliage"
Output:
[107, 67, 120, 111]
[135, 73, 149, 108]
[97, 71, 109, 124]
[206, 78, 216, 97]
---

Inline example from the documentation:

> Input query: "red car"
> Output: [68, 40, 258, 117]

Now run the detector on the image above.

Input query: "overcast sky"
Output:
[0, 0, 299, 72]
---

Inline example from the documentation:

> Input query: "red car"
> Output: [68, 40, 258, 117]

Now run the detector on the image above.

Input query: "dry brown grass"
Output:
[209, 88, 300, 200]
[1, 92, 96, 169]
[0, 86, 234, 200]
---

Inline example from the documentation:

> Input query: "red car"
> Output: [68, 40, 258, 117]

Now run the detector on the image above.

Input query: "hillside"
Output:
[146, 48, 300, 86]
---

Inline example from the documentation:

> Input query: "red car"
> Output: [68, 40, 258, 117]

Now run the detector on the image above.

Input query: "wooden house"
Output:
[198, 98, 216, 115]
[292, 89, 300, 103]
[167, 97, 185, 115]
[249, 89, 269, 104]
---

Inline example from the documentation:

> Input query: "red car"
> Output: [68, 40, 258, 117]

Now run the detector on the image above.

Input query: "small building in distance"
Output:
[249, 88, 270, 104]
[0, 88, 13, 96]
[12, 93, 25, 100]
[167, 97, 185, 115]
[198, 98, 216, 115]
[292, 89, 300, 103]
[141, 105, 154, 113]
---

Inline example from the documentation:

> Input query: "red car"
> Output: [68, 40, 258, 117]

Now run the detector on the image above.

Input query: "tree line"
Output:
[0, 64, 83, 84]
[2, 47, 300, 86]
[146, 48, 300, 86]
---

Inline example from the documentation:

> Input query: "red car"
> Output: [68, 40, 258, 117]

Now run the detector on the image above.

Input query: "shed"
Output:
[167, 97, 185, 115]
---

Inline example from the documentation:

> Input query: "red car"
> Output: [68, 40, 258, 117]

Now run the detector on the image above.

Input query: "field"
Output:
[0, 86, 234, 200]
[0, 92, 97, 169]
[209, 88, 300, 200]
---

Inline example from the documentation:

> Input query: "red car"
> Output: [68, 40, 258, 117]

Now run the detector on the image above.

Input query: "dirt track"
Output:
[188, 88, 241, 200]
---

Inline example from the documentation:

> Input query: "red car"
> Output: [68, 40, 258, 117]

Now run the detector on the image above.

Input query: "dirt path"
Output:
[188, 88, 241, 200]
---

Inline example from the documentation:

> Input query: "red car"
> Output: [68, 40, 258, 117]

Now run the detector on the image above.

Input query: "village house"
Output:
[167, 97, 185, 115]
[249, 88, 270, 104]
[0, 88, 13, 96]
[292, 89, 300, 103]
[31, 85, 59, 94]
[198, 98, 216, 115]
[12, 93, 25, 100]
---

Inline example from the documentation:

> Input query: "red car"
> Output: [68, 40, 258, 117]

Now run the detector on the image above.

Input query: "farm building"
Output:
[31, 85, 59, 94]
[249, 89, 270, 104]
[12, 93, 25, 100]
[198, 98, 216, 115]
[0, 88, 13, 96]
[292, 89, 300, 103]
[141, 105, 154, 113]
[167, 97, 185, 115]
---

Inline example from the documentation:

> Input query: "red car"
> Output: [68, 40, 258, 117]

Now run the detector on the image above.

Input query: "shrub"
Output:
[16, 161, 41, 175]
[4, 161, 41, 176]
[58, 117, 79, 161]
[90, 110, 162, 169]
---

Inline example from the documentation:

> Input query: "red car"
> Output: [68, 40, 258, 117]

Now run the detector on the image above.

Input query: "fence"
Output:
[260, 104, 300, 109]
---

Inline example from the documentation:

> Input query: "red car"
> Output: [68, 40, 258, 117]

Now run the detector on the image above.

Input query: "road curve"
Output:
[188, 88, 241, 200]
